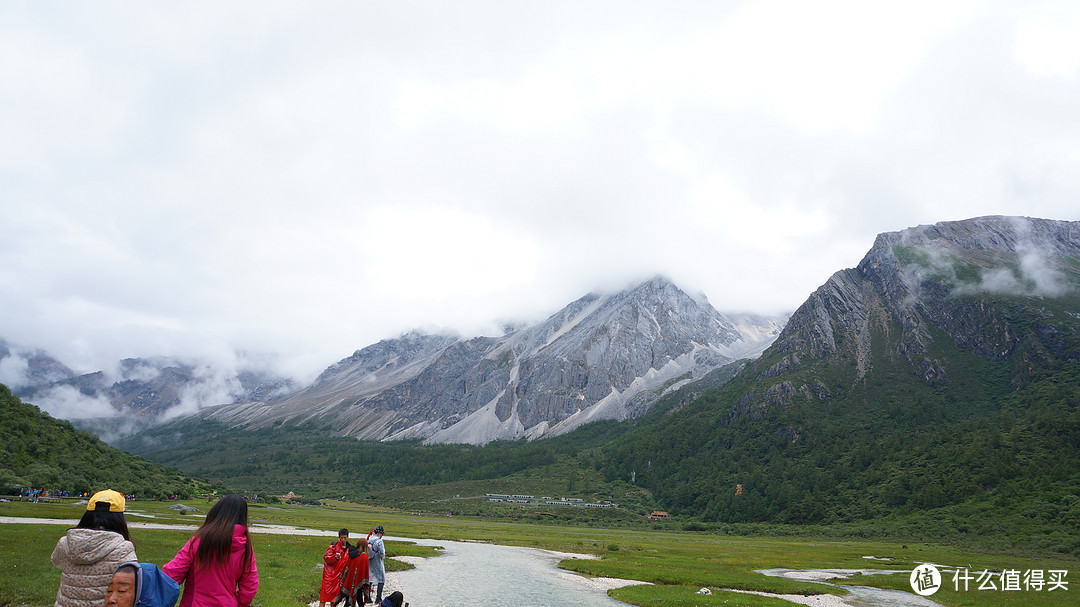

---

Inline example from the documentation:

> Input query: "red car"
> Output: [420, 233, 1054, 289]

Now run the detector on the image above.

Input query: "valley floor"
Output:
[6, 499, 1077, 607]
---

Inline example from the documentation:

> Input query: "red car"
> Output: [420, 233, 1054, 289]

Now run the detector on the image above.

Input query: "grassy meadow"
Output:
[2, 498, 1077, 607]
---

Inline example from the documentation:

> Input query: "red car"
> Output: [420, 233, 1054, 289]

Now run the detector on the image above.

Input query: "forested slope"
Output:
[0, 384, 206, 499]
[591, 218, 1080, 552]
[596, 350, 1080, 526]
[120, 415, 631, 500]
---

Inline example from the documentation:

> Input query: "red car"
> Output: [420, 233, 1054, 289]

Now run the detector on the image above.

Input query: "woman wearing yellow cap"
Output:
[51, 489, 137, 607]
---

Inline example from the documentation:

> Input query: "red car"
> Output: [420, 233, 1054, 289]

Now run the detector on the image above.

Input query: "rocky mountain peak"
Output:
[751, 215, 1079, 414]
[312, 331, 460, 387]
[199, 277, 786, 444]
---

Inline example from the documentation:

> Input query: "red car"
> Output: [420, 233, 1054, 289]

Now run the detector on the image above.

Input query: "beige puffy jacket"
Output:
[51, 528, 137, 607]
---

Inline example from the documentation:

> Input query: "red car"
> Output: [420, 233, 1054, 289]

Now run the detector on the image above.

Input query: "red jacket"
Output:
[344, 552, 369, 593]
[320, 540, 350, 602]
[164, 524, 259, 607]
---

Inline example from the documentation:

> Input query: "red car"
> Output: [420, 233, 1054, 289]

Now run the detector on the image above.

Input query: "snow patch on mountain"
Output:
[190, 277, 789, 445]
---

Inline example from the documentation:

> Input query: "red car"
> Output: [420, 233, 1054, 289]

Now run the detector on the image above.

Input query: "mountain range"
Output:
[115, 215, 1080, 541]
[7, 214, 1077, 547]
[597, 215, 1080, 526]
[198, 278, 784, 444]
[1, 344, 299, 439]
[2, 278, 785, 445]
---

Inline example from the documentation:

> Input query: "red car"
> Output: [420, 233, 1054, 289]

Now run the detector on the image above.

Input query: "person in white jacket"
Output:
[368, 526, 386, 604]
[51, 489, 137, 607]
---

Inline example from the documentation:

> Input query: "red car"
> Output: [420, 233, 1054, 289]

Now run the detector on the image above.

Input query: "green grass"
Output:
[1, 500, 436, 607]
[4, 499, 1078, 607]
[0, 524, 55, 606]
[612, 584, 810, 607]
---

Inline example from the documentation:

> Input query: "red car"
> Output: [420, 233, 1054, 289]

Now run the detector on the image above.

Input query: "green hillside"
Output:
[596, 348, 1080, 527]
[117, 286, 1080, 547]
[0, 384, 211, 499]
[112, 221, 1080, 555]
[119, 415, 633, 502]
[588, 240, 1080, 553]
[117, 355, 1080, 552]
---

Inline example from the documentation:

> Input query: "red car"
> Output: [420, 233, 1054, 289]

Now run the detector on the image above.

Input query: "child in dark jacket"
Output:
[377, 591, 405, 607]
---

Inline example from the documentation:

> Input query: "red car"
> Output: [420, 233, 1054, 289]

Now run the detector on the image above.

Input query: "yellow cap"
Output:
[87, 489, 125, 513]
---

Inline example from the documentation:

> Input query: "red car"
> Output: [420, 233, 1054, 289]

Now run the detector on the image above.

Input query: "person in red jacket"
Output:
[163, 494, 259, 607]
[342, 538, 369, 605]
[319, 529, 351, 607]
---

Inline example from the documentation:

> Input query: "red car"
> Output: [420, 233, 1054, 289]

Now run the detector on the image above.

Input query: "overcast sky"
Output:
[2, 1, 1079, 382]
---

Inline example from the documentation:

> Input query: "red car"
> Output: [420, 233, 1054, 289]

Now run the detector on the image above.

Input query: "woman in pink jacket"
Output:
[164, 494, 259, 607]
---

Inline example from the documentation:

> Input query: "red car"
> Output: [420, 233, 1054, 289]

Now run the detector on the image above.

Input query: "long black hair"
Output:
[193, 494, 252, 570]
[76, 502, 131, 541]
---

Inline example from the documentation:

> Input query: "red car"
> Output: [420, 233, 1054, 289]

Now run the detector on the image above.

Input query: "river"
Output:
[392, 538, 638, 607]
[386, 537, 942, 607]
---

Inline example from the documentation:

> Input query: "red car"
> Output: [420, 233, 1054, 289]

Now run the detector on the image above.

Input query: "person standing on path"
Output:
[319, 529, 350, 607]
[367, 526, 386, 604]
[163, 494, 259, 607]
[52, 489, 137, 607]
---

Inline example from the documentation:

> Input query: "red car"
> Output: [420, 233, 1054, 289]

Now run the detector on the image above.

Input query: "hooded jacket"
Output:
[368, 534, 385, 584]
[319, 540, 349, 602]
[52, 528, 137, 607]
[343, 545, 369, 596]
[163, 524, 258, 607]
[119, 562, 181, 607]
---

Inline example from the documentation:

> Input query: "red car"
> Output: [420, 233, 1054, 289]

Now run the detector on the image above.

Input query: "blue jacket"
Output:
[119, 562, 181, 607]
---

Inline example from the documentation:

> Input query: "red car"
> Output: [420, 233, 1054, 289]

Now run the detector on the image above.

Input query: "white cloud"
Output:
[1, 0, 1079, 403]
[116, 361, 163, 384]
[689, 0, 976, 134]
[1014, 2, 1080, 78]
[163, 364, 245, 421]
[32, 385, 118, 420]
[0, 26, 135, 172]
[0, 356, 30, 390]
[974, 253, 1071, 298]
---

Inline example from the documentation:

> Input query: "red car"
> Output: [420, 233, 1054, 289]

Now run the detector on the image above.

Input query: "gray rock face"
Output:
[0, 339, 76, 389]
[203, 277, 786, 444]
[757, 215, 1080, 411]
[12, 354, 299, 418]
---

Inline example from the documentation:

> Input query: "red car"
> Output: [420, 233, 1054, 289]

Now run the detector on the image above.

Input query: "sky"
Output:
[2, 0, 1080, 387]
